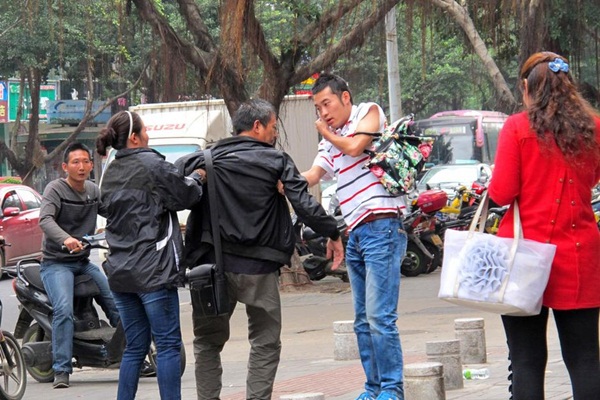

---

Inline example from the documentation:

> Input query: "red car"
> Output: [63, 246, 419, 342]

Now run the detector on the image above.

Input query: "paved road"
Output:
[1, 257, 574, 400]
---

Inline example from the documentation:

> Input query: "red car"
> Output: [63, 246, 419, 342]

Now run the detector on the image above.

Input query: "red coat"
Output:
[488, 112, 600, 310]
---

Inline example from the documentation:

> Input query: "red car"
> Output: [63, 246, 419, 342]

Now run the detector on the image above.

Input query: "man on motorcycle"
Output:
[38, 142, 120, 389]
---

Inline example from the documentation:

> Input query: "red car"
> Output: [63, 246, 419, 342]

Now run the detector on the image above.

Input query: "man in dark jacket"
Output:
[176, 98, 343, 400]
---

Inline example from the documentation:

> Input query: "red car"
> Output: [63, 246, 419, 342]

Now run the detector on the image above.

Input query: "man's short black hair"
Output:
[232, 99, 276, 135]
[311, 72, 353, 103]
[63, 142, 92, 164]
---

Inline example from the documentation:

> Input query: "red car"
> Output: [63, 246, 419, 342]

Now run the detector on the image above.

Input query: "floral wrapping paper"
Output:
[364, 123, 425, 196]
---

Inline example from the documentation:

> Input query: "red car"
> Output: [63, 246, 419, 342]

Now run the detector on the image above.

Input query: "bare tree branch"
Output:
[0, 0, 27, 39]
[0, 18, 21, 39]
[0, 141, 21, 170]
[132, 0, 209, 72]
[295, 0, 365, 48]
[44, 62, 149, 163]
[132, 0, 402, 114]
[132, 0, 249, 114]
[517, 0, 546, 69]
[245, 1, 280, 76]
[293, 0, 400, 84]
[428, 0, 517, 112]
[175, 0, 217, 53]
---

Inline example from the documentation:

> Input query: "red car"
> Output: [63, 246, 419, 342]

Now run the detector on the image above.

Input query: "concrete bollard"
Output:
[426, 339, 463, 390]
[333, 320, 359, 360]
[454, 318, 487, 364]
[404, 362, 446, 400]
[280, 394, 325, 400]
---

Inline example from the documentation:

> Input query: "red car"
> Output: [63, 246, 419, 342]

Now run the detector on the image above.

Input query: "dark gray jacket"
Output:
[100, 148, 203, 293]
[175, 136, 339, 270]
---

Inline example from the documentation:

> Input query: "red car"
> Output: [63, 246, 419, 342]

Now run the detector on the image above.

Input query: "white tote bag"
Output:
[438, 192, 557, 316]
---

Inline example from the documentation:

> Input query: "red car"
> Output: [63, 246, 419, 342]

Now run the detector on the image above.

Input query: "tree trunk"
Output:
[20, 68, 43, 187]
[429, 0, 517, 113]
[518, 0, 546, 72]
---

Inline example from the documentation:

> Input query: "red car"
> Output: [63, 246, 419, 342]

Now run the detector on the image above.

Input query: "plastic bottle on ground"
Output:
[463, 368, 490, 380]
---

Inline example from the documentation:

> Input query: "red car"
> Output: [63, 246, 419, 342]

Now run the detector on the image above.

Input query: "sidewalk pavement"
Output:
[189, 270, 575, 400]
[18, 269, 575, 399]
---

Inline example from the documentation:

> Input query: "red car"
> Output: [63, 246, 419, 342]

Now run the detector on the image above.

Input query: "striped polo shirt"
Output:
[313, 103, 407, 230]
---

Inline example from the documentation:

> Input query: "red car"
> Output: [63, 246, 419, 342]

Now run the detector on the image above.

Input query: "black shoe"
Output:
[140, 361, 157, 378]
[53, 372, 69, 389]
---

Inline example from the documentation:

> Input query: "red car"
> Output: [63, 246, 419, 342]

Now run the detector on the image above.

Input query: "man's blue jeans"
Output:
[346, 217, 407, 399]
[112, 288, 182, 400]
[40, 259, 120, 374]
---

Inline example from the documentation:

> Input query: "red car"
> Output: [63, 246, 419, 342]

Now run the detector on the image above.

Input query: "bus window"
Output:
[482, 121, 504, 164]
[413, 110, 508, 166]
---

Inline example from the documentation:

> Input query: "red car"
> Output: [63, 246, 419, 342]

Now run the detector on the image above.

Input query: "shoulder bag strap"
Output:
[203, 149, 224, 273]
[354, 131, 381, 138]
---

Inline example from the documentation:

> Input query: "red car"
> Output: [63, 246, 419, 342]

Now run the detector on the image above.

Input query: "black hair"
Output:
[63, 142, 92, 163]
[311, 72, 353, 103]
[96, 111, 143, 156]
[231, 99, 276, 135]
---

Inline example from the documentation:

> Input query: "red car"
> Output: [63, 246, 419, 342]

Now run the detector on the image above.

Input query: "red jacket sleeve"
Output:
[488, 114, 522, 206]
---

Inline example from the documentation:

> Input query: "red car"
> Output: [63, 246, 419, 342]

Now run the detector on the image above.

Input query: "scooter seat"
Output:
[21, 264, 46, 293]
[20, 263, 101, 297]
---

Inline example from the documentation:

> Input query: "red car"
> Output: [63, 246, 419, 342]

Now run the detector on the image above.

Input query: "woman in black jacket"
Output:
[96, 111, 203, 400]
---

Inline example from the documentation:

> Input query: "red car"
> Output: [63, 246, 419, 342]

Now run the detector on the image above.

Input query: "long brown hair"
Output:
[520, 51, 599, 159]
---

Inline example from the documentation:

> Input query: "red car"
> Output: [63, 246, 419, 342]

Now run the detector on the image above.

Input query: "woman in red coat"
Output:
[489, 51, 600, 400]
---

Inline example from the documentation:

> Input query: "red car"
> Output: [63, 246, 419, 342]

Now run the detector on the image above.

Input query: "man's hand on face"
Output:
[63, 237, 84, 254]
[315, 118, 334, 138]
[315, 117, 328, 130]
[326, 237, 345, 271]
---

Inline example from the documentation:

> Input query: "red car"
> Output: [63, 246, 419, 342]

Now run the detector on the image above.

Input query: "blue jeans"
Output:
[112, 289, 182, 400]
[40, 259, 120, 374]
[346, 217, 407, 399]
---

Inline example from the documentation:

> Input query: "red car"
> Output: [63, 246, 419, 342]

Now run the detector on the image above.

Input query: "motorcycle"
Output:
[11, 234, 184, 383]
[293, 211, 349, 282]
[434, 181, 491, 240]
[401, 189, 447, 277]
[0, 298, 27, 400]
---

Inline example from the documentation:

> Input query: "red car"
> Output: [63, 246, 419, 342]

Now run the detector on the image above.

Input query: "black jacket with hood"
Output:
[100, 148, 203, 293]
[175, 135, 339, 270]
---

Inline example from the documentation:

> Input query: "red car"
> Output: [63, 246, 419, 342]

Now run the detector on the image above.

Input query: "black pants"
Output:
[502, 306, 600, 400]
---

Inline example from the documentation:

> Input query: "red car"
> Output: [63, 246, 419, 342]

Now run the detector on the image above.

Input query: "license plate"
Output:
[430, 234, 443, 246]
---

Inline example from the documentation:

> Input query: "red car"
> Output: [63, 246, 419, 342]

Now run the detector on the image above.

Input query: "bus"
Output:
[412, 110, 508, 166]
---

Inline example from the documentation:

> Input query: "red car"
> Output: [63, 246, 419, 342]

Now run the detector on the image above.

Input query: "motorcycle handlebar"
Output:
[60, 233, 108, 253]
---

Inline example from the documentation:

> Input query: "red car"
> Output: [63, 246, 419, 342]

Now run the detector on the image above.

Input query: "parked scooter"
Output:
[0, 298, 27, 400]
[434, 181, 491, 240]
[293, 211, 349, 282]
[11, 233, 184, 383]
[325, 188, 445, 277]
[402, 189, 447, 277]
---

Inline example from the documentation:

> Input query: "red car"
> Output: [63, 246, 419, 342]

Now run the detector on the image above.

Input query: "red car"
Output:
[0, 183, 43, 276]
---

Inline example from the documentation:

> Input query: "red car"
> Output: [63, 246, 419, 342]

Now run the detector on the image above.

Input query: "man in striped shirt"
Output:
[302, 73, 407, 400]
